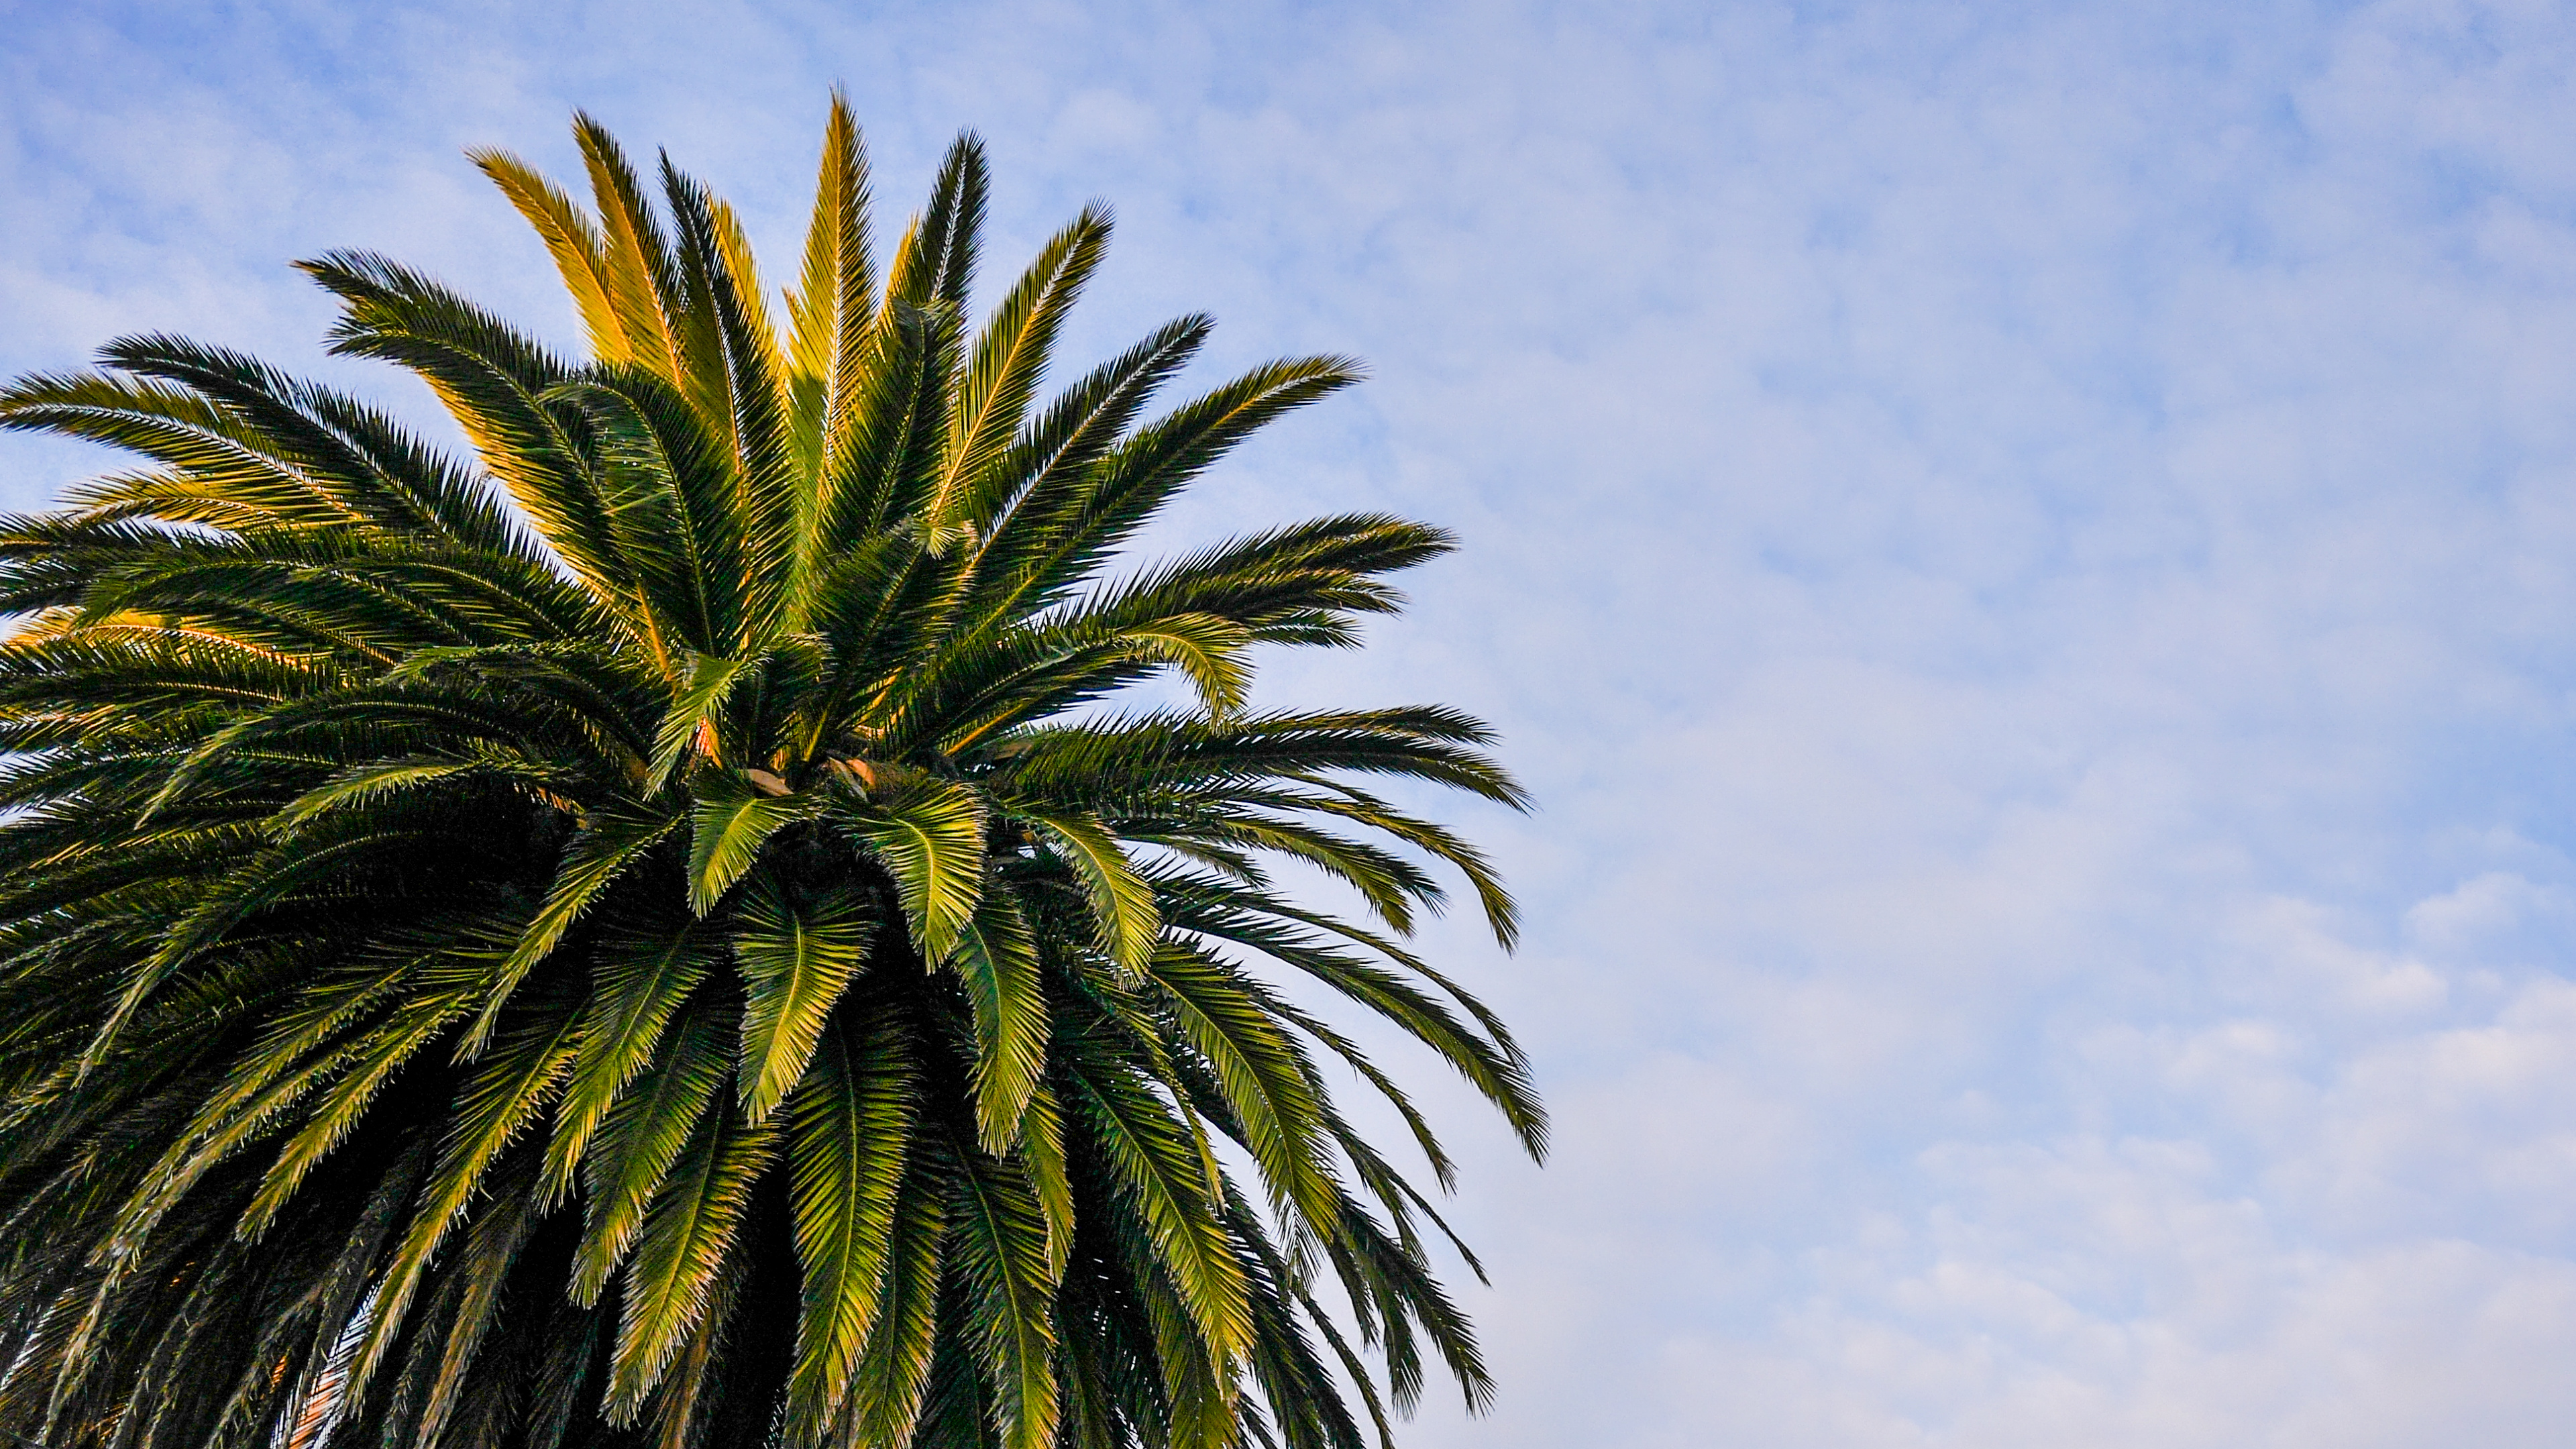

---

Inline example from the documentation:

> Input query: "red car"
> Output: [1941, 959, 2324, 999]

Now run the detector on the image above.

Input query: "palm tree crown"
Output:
[0, 97, 1542, 1449]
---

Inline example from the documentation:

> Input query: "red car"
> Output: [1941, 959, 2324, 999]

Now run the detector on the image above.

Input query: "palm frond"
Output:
[0, 101, 1533, 1449]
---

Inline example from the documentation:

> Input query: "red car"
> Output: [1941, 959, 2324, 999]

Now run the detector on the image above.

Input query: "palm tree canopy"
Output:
[0, 97, 1542, 1449]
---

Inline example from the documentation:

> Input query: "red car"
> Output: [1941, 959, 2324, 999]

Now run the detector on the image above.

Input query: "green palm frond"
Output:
[781, 1000, 914, 1445]
[0, 98, 1539, 1449]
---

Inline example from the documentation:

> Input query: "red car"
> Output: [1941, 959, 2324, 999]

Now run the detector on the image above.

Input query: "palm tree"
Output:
[0, 97, 1542, 1449]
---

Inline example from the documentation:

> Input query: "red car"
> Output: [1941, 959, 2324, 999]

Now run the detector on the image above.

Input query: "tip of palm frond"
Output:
[290, 248, 375, 284]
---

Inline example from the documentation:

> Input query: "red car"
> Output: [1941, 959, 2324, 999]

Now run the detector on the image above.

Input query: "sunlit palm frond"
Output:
[0, 95, 1538, 1449]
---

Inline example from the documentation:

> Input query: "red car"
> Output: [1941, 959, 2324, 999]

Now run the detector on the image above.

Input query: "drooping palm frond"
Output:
[0, 92, 1541, 1449]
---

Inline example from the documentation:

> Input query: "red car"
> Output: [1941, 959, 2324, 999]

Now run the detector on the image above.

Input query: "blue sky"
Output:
[11, 1, 2576, 1443]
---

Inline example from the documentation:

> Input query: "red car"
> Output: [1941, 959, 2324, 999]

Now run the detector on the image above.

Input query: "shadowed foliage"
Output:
[0, 97, 1542, 1449]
